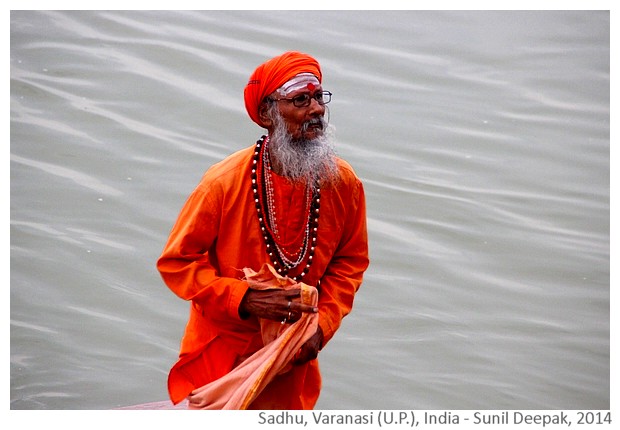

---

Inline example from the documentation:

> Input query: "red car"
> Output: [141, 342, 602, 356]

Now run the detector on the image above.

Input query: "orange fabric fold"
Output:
[186, 264, 319, 410]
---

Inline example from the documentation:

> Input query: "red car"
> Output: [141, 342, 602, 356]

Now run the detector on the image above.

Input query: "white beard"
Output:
[268, 111, 339, 186]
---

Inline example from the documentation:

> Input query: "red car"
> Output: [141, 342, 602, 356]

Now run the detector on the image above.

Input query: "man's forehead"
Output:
[287, 82, 323, 96]
[277, 73, 321, 96]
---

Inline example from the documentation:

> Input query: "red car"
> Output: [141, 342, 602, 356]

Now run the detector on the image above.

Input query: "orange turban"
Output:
[244, 51, 322, 127]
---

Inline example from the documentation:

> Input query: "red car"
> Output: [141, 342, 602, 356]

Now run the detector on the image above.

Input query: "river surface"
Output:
[10, 10, 610, 411]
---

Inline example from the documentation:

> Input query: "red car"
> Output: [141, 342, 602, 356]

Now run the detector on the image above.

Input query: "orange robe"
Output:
[157, 144, 369, 409]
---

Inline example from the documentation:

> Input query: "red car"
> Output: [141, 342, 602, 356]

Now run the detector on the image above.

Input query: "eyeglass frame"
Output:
[267, 91, 332, 108]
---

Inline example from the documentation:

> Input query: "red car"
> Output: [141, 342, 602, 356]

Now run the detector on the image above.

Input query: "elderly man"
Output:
[157, 51, 369, 409]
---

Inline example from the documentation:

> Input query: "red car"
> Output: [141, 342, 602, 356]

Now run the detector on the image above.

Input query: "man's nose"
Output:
[308, 97, 325, 114]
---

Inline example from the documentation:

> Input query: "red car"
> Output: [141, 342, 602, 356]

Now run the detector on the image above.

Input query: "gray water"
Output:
[10, 10, 610, 410]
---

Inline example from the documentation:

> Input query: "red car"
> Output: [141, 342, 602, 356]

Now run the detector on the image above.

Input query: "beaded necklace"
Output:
[251, 135, 320, 281]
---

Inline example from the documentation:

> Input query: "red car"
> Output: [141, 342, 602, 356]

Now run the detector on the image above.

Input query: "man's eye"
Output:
[294, 94, 310, 104]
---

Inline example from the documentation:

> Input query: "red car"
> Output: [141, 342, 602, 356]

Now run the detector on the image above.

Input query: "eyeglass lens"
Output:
[293, 91, 331, 107]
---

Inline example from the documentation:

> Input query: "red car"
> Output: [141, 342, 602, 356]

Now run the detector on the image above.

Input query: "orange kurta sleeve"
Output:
[157, 182, 249, 321]
[315, 167, 369, 346]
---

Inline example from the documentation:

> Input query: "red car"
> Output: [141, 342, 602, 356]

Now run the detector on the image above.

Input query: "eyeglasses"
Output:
[271, 91, 332, 108]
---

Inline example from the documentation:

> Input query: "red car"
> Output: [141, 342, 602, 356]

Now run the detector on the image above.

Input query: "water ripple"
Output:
[11, 154, 122, 197]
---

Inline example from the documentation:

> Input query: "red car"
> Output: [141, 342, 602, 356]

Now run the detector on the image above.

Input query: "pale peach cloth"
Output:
[187, 264, 319, 409]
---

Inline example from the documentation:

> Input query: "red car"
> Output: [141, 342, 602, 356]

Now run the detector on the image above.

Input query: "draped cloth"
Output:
[186, 264, 319, 410]
[244, 51, 322, 127]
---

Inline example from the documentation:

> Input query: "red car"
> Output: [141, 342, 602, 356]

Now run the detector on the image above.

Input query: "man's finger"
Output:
[283, 289, 302, 299]
[295, 303, 318, 313]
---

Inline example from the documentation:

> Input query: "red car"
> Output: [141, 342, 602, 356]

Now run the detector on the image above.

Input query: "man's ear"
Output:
[258, 102, 273, 128]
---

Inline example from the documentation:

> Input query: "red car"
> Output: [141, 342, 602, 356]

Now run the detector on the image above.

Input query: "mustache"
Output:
[301, 117, 326, 133]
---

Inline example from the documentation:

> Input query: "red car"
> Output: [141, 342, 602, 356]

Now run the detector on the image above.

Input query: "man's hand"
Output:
[293, 326, 324, 365]
[239, 287, 318, 323]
